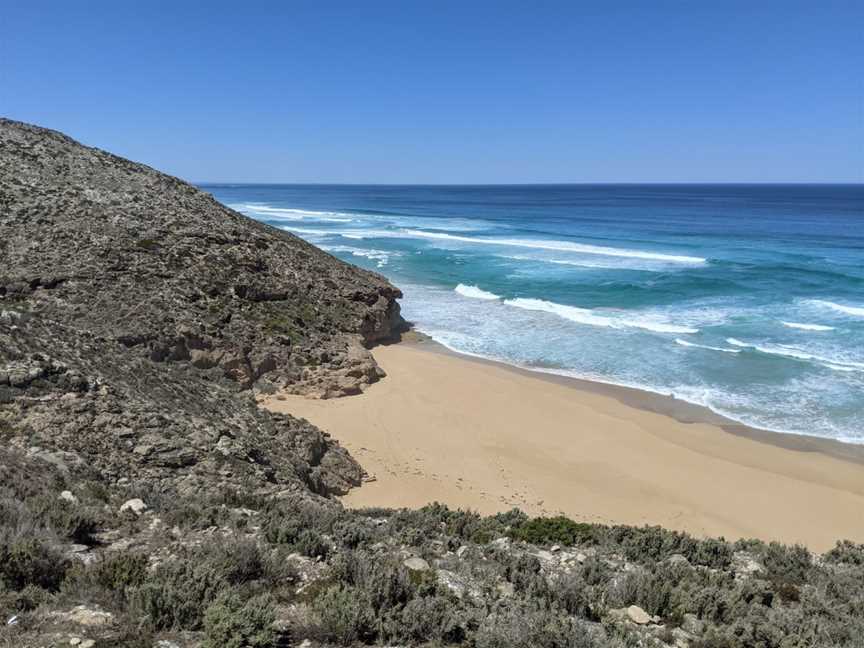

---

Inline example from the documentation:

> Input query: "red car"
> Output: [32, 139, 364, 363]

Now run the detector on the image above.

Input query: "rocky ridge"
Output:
[0, 118, 405, 499]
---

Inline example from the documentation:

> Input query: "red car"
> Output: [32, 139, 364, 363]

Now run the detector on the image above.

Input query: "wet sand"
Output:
[263, 338, 864, 552]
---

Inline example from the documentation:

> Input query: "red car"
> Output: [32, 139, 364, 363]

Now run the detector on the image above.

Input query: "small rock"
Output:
[550, 544, 561, 552]
[63, 604, 114, 627]
[456, 545, 469, 558]
[68, 544, 90, 553]
[81, 641, 96, 648]
[667, 553, 690, 566]
[59, 490, 79, 504]
[69, 639, 81, 646]
[119, 498, 148, 516]
[681, 613, 705, 635]
[576, 552, 588, 563]
[154, 641, 181, 648]
[733, 551, 764, 576]
[403, 557, 430, 571]
[627, 605, 652, 625]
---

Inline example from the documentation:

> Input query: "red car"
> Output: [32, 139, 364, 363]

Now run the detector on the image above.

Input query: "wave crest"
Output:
[810, 300, 864, 318]
[781, 321, 835, 332]
[504, 298, 698, 334]
[675, 339, 740, 353]
[454, 284, 500, 300]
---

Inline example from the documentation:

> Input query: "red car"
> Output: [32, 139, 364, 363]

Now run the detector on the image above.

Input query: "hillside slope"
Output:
[0, 118, 404, 499]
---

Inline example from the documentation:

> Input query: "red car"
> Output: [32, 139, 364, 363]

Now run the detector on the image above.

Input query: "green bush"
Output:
[310, 584, 375, 645]
[395, 594, 467, 644]
[86, 552, 148, 591]
[202, 592, 276, 648]
[294, 529, 330, 559]
[263, 517, 302, 545]
[473, 600, 603, 648]
[510, 516, 598, 547]
[0, 539, 67, 592]
[207, 538, 266, 585]
[824, 540, 864, 566]
[131, 559, 226, 630]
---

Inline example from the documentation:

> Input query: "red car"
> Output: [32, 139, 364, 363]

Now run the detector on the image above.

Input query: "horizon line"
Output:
[194, 181, 863, 187]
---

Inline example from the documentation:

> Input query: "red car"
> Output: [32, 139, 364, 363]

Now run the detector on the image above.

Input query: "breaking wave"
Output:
[504, 298, 699, 334]
[781, 321, 835, 332]
[809, 300, 864, 318]
[726, 338, 864, 371]
[675, 339, 740, 353]
[454, 284, 501, 300]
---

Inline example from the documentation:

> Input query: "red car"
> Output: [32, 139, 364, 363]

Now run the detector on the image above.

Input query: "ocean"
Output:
[203, 184, 864, 444]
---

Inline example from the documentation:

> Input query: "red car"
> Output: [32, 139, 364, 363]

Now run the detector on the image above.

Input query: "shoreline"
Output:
[263, 333, 864, 551]
[404, 331, 864, 465]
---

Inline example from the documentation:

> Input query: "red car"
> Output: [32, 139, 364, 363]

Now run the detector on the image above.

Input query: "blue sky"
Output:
[2, 1, 862, 183]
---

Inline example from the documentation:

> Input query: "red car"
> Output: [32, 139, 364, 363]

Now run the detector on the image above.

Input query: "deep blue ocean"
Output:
[203, 184, 864, 443]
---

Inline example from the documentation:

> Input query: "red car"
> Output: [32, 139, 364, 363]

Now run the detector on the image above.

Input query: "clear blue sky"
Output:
[2, 1, 862, 183]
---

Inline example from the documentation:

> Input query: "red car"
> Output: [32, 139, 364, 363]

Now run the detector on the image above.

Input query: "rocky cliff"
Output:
[0, 118, 404, 499]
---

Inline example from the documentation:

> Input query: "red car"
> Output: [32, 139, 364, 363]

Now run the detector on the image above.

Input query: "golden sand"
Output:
[263, 340, 864, 552]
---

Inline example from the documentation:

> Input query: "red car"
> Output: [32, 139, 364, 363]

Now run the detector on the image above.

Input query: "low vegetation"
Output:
[1, 463, 862, 648]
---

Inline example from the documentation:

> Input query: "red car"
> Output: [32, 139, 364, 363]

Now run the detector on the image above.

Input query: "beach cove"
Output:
[264, 336, 864, 553]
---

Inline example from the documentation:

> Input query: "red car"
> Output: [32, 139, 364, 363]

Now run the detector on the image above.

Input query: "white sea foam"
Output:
[281, 226, 334, 236]
[283, 226, 705, 264]
[454, 284, 500, 300]
[504, 298, 699, 334]
[809, 300, 864, 318]
[317, 245, 397, 268]
[234, 204, 354, 222]
[727, 338, 864, 371]
[403, 230, 706, 264]
[499, 254, 665, 271]
[781, 321, 835, 332]
[675, 339, 740, 353]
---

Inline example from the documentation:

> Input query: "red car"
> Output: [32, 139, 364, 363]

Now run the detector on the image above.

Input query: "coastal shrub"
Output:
[206, 537, 266, 585]
[510, 516, 599, 547]
[393, 594, 467, 644]
[0, 539, 67, 592]
[550, 571, 596, 620]
[0, 583, 54, 613]
[61, 551, 149, 606]
[332, 518, 374, 549]
[131, 558, 226, 630]
[34, 498, 102, 544]
[294, 529, 330, 559]
[202, 592, 277, 648]
[309, 584, 376, 645]
[473, 599, 604, 648]
[263, 516, 302, 544]
[605, 525, 732, 569]
[760, 542, 813, 585]
[824, 540, 864, 566]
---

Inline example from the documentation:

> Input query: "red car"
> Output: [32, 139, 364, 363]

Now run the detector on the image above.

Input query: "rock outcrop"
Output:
[0, 118, 405, 499]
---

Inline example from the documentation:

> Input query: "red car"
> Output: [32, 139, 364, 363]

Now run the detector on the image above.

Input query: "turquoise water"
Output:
[205, 184, 864, 443]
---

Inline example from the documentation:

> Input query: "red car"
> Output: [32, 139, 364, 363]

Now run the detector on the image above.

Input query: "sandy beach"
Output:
[264, 338, 864, 552]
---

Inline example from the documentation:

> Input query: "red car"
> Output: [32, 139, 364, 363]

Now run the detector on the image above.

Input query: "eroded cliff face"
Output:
[0, 118, 405, 499]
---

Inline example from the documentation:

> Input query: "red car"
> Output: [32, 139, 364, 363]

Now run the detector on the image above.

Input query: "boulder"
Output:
[403, 557, 430, 571]
[119, 498, 148, 516]
[626, 605, 652, 625]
